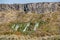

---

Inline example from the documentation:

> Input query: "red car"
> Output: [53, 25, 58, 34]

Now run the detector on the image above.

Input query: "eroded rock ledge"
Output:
[0, 2, 60, 13]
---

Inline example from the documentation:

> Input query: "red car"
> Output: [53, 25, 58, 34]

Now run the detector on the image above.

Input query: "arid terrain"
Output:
[0, 11, 60, 40]
[0, 2, 60, 40]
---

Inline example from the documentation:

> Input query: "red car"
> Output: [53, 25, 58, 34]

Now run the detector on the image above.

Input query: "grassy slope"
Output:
[0, 10, 60, 37]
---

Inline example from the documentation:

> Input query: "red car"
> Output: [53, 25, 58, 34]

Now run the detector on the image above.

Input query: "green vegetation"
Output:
[10, 19, 47, 35]
[0, 11, 60, 36]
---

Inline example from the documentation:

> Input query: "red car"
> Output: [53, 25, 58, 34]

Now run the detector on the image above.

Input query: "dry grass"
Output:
[0, 11, 60, 37]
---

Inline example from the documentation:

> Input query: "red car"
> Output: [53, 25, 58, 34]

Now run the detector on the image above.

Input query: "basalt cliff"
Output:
[0, 2, 60, 13]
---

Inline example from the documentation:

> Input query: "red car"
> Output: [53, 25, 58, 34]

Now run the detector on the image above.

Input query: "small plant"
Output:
[10, 19, 47, 35]
[23, 22, 30, 32]
[10, 22, 34, 34]
[34, 22, 39, 31]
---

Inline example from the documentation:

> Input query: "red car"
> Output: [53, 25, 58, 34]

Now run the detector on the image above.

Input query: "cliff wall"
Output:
[0, 2, 60, 13]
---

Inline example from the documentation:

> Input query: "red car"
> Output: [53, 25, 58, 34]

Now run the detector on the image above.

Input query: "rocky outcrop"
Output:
[0, 2, 60, 13]
[24, 2, 60, 13]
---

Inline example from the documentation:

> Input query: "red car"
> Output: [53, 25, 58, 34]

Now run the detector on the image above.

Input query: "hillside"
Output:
[0, 11, 60, 39]
[0, 2, 60, 40]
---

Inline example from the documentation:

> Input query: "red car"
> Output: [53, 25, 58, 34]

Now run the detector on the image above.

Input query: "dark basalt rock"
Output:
[0, 2, 60, 13]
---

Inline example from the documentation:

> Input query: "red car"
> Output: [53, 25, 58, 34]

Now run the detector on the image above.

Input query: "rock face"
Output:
[0, 2, 60, 13]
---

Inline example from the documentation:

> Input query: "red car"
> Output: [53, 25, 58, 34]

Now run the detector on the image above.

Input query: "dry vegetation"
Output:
[0, 10, 60, 37]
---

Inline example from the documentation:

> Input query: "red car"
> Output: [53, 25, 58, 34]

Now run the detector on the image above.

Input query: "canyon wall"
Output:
[0, 2, 60, 13]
